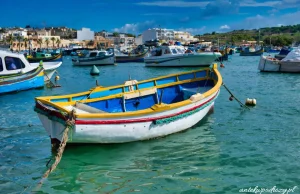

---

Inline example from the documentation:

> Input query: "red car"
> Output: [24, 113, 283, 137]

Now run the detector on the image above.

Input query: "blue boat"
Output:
[0, 51, 44, 94]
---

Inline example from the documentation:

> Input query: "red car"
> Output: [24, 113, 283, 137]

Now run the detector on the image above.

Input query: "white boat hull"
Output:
[72, 56, 115, 66]
[145, 53, 221, 67]
[37, 91, 218, 143]
[258, 56, 300, 72]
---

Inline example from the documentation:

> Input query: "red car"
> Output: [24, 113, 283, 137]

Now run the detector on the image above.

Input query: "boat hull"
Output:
[0, 68, 44, 94]
[72, 56, 115, 66]
[240, 48, 263, 56]
[258, 56, 300, 72]
[145, 53, 220, 67]
[36, 91, 218, 143]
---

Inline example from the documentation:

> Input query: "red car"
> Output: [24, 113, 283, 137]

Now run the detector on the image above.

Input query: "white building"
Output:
[142, 28, 175, 43]
[77, 28, 94, 41]
[135, 35, 143, 45]
[7, 29, 28, 37]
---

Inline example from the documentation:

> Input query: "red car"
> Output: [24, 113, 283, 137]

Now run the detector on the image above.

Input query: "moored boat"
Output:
[259, 47, 300, 72]
[145, 45, 221, 67]
[240, 47, 264, 56]
[115, 47, 149, 63]
[72, 50, 115, 66]
[0, 51, 44, 94]
[34, 64, 222, 144]
[27, 51, 63, 63]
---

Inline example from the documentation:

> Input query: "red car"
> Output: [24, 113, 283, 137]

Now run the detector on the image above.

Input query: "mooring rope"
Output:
[222, 83, 250, 110]
[35, 110, 75, 190]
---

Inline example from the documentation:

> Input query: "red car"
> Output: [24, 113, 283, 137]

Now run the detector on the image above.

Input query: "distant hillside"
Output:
[196, 24, 300, 46]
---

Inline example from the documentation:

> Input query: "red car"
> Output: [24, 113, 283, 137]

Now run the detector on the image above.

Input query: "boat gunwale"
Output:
[35, 64, 222, 118]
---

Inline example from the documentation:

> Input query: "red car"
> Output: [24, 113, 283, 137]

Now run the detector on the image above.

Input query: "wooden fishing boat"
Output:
[34, 64, 222, 144]
[115, 48, 149, 63]
[240, 47, 264, 56]
[27, 52, 63, 63]
[72, 50, 115, 66]
[0, 51, 44, 94]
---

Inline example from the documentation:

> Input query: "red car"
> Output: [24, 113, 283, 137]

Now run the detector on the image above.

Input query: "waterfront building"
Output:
[142, 28, 175, 43]
[77, 28, 94, 41]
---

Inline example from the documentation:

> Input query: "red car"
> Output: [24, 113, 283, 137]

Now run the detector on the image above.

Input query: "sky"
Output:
[1, 0, 300, 35]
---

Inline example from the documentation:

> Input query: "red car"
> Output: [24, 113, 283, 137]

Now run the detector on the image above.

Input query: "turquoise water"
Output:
[1, 54, 300, 193]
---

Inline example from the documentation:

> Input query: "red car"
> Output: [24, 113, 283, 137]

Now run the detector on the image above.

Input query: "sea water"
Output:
[0, 54, 300, 193]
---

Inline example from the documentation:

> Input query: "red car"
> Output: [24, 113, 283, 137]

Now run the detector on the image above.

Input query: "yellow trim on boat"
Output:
[35, 64, 222, 118]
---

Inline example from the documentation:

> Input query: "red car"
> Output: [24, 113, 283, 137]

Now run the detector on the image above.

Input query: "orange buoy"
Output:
[220, 63, 225, 68]
[229, 95, 234, 101]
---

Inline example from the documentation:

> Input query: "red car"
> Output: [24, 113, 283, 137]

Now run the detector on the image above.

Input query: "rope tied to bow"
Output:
[36, 109, 76, 189]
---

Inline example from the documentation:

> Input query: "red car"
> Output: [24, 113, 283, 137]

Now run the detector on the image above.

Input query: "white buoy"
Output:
[245, 98, 256, 106]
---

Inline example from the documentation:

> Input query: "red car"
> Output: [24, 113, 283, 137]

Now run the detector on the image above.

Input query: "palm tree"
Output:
[23, 38, 28, 51]
[44, 38, 50, 49]
[50, 37, 56, 48]
[16, 35, 22, 51]
[6, 34, 14, 49]
[56, 38, 61, 48]
[37, 38, 43, 48]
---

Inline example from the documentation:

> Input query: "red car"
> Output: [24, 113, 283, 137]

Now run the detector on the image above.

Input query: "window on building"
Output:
[5, 56, 25, 71]
[0, 57, 3, 72]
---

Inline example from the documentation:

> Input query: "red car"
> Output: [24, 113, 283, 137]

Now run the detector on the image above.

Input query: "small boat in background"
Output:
[145, 45, 221, 67]
[27, 50, 63, 63]
[114, 46, 149, 63]
[0, 51, 44, 94]
[72, 50, 115, 66]
[34, 64, 222, 144]
[240, 47, 264, 56]
[258, 47, 300, 72]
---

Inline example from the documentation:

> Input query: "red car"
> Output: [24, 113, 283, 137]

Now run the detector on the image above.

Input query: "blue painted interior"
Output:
[89, 87, 123, 98]
[72, 95, 88, 101]
[51, 98, 69, 103]
[87, 98, 124, 113]
[124, 85, 137, 92]
[125, 94, 158, 112]
[138, 81, 155, 89]
[84, 81, 214, 113]
[156, 76, 177, 86]
[178, 73, 194, 81]
[195, 71, 206, 78]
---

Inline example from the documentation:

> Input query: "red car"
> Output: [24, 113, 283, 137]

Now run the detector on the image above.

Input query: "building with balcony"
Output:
[142, 28, 175, 43]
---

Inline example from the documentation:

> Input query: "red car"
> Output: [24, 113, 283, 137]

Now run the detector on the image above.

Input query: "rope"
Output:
[222, 83, 250, 110]
[35, 110, 75, 190]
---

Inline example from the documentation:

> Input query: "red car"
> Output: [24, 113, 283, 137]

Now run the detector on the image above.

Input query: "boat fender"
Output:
[189, 93, 204, 102]
[245, 98, 256, 106]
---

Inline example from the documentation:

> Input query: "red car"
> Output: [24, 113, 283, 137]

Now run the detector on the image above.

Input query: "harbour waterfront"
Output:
[1, 54, 300, 193]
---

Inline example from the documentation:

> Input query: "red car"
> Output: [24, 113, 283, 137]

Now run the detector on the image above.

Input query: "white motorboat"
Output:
[258, 47, 300, 72]
[144, 45, 221, 67]
[72, 50, 115, 66]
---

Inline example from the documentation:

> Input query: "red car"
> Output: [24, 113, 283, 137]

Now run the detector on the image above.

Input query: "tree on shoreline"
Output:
[51, 37, 56, 48]
[37, 38, 43, 48]
[45, 38, 50, 49]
